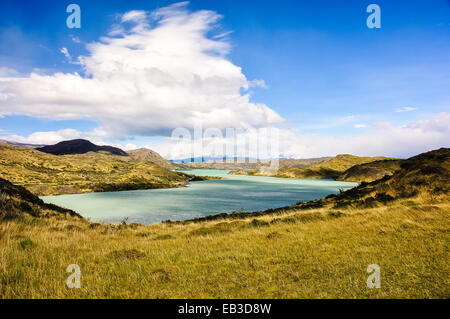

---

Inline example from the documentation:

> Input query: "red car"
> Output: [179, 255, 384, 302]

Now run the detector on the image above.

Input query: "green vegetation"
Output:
[339, 159, 402, 182]
[0, 177, 80, 220]
[231, 154, 400, 182]
[0, 148, 448, 298]
[0, 144, 206, 195]
[270, 155, 394, 180]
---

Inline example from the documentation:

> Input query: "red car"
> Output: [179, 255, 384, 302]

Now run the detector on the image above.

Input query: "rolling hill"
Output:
[339, 159, 402, 182]
[127, 148, 186, 171]
[0, 143, 202, 195]
[0, 177, 80, 220]
[236, 154, 396, 181]
[296, 148, 449, 210]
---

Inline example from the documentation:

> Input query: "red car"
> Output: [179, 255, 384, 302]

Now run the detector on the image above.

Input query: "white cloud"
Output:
[3, 112, 449, 158]
[212, 31, 234, 39]
[0, 128, 110, 146]
[0, 67, 19, 77]
[248, 79, 268, 89]
[123, 143, 138, 151]
[60, 47, 73, 63]
[121, 10, 147, 23]
[0, 2, 283, 138]
[354, 124, 367, 129]
[396, 106, 417, 113]
[153, 112, 450, 159]
[71, 36, 81, 43]
[2, 129, 83, 145]
[277, 112, 450, 159]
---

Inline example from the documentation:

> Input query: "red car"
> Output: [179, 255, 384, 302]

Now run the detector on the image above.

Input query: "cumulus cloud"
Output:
[150, 112, 450, 159]
[0, 2, 283, 137]
[276, 112, 450, 159]
[3, 112, 449, 159]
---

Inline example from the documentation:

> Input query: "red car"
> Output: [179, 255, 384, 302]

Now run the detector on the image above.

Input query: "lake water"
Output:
[41, 169, 358, 225]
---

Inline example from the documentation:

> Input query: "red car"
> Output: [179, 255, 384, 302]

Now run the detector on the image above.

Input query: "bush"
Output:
[19, 238, 36, 250]
[328, 211, 345, 218]
[109, 249, 146, 260]
[375, 193, 395, 204]
[250, 219, 270, 227]
[363, 197, 378, 208]
[0, 191, 6, 206]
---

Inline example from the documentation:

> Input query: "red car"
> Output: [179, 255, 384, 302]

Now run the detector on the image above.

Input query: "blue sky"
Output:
[0, 0, 449, 158]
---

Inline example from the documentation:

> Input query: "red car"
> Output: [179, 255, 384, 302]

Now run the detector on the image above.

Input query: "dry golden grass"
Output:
[1, 198, 448, 299]
[0, 144, 191, 195]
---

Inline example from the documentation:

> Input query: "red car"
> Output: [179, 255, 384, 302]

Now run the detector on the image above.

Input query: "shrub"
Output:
[153, 234, 175, 241]
[19, 238, 36, 250]
[328, 211, 345, 218]
[0, 191, 6, 206]
[363, 197, 378, 208]
[109, 249, 146, 260]
[375, 193, 395, 204]
[250, 219, 270, 227]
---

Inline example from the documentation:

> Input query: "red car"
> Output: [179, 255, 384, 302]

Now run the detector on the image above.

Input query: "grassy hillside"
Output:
[339, 159, 402, 182]
[0, 144, 199, 195]
[277, 157, 332, 169]
[234, 155, 395, 181]
[283, 148, 448, 213]
[0, 148, 448, 298]
[127, 148, 186, 171]
[0, 178, 80, 220]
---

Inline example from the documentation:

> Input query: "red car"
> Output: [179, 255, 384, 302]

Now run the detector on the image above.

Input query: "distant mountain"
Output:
[185, 158, 264, 170]
[37, 139, 128, 156]
[127, 148, 186, 170]
[277, 157, 333, 169]
[172, 156, 260, 164]
[0, 139, 46, 149]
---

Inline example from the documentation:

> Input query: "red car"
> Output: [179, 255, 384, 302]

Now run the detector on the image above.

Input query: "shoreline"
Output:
[29, 174, 221, 197]
[40, 175, 357, 226]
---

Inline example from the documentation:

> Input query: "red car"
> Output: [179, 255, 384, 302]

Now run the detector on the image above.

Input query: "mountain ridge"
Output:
[37, 139, 128, 156]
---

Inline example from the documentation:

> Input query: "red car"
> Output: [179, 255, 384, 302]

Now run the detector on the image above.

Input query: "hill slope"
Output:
[0, 144, 199, 195]
[0, 178, 80, 220]
[37, 139, 128, 156]
[127, 148, 185, 171]
[1, 148, 448, 298]
[244, 155, 395, 181]
[298, 148, 449, 210]
[339, 159, 402, 182]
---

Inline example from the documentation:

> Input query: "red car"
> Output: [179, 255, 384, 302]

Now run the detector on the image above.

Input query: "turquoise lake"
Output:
[41, 169, 358, 225]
